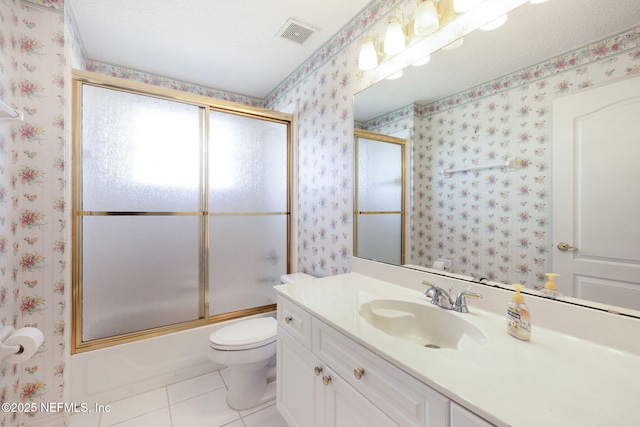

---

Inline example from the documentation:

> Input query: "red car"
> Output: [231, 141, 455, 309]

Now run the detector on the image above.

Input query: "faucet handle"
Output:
[422, 282, 455, 309]
[422, 281, 439, 297]
[454, 291, 483, 313]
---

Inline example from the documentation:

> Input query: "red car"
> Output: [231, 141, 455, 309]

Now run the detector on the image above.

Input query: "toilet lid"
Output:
[209, 317, 277, 350]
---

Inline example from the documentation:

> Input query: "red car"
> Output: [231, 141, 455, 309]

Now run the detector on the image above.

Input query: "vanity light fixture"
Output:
[358, 0, 517, 72]
[383, 9, 407, 55]
[414, 0, 440, 37]
[358, 30, 380, 71]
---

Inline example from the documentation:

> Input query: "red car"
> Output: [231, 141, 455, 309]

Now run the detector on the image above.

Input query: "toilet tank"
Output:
[280, 273, 315, 284]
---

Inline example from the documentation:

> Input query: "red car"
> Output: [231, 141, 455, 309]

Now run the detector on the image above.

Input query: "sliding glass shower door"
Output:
[79, 86, 203, 342]
[75, 77, 290, 351]
[208, 111, 289, 317]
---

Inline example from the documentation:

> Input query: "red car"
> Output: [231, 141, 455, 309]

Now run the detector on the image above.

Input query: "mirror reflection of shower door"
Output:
[354, 130, 405, 265]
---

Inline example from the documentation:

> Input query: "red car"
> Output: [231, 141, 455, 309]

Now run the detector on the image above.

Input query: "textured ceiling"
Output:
[67, 0, 640, 108]
[67, 0, 372, 99]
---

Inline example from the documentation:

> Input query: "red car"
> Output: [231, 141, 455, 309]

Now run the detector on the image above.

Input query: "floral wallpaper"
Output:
[0, 1, 68, 425]
[85, 60, 265, 108]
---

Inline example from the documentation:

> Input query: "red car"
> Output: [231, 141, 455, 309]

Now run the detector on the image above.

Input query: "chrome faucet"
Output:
[453, 291, 483, 313]
[422, 281, 482, 313]
[422, 281, 454, 309]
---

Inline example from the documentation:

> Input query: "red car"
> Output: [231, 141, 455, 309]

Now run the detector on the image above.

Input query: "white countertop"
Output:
[274, 272, 640, 427]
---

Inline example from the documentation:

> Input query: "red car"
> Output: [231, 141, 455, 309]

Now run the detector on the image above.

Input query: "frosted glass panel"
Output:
[82, 216, 200, 341]
[209, 215, 287, 316]
[82, 85, 202, 212]
[357, 214, 401, 265]
[357, 138, 402, 212]
[209, 111, 288, 212]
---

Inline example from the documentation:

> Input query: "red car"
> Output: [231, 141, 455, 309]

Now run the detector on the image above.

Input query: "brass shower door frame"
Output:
[353, 129, 406, 265]
[72, 71, 292, 353]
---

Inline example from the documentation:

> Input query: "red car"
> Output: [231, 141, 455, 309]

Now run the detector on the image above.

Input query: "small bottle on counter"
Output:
[540, 273, 562, 299]
[506, 284, 531, 341]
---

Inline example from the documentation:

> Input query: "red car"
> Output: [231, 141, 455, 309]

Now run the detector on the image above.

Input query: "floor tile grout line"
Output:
[167, 381, 229, 407]
[164, 385, 175, 427]
[99, 387, 171, 427]
[74, 369, 287, 427]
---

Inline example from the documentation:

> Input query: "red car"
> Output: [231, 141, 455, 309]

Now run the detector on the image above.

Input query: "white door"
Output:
[552, 75, 640, 311]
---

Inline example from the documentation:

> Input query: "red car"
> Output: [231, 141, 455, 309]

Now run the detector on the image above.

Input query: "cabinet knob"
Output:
[314, 366, 323, 376]
[353, 367, 365, 380]
[284, 316, 293, 324]
[322, 375, 332, 386]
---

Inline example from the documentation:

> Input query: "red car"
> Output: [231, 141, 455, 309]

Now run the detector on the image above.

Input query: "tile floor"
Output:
[68, 369, 288, 427]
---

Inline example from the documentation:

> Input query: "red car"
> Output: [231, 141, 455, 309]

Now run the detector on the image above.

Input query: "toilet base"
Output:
[225, 358, 277, 411]
[227, 378, 276, 411]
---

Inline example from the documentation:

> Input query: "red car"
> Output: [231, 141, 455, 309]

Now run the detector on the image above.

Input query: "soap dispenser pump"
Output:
[541, 273, 562, 299]
[506, 284, 531, 341]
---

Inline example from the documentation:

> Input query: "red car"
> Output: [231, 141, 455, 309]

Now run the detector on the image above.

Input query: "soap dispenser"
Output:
[541, 273, 562, 299]
[506, 284, 531, 341]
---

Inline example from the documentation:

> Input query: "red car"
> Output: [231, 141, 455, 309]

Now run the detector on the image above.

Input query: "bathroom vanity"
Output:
[275, 259, 640, 427]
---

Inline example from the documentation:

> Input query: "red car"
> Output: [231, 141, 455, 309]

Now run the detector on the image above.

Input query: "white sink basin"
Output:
[359, 299, 487, 350]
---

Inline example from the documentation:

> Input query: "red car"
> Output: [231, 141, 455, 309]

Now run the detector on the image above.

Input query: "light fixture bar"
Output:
[365, 0, 529, 78]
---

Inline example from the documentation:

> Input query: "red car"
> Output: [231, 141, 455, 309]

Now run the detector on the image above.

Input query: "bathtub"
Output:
[70, 312, 275, 405]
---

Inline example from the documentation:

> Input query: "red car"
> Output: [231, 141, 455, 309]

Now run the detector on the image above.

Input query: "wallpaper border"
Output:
[364, 26, 640, 130]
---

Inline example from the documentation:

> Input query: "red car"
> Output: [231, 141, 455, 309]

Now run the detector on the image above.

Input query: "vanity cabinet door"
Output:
[313, 318, 449, 426]
[277, 326, 324, 427]
[450, 402, 495, 427]
[278, 325, 395, 427]
[323, 365, 398, 427]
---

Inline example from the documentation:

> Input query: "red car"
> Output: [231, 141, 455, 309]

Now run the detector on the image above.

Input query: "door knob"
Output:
[322, 375, 332, 386]
[557, 242, 577, 251]
[314, 366, 323, 376]
[284, 316, 292, 324]
[353, 367, 365, 379]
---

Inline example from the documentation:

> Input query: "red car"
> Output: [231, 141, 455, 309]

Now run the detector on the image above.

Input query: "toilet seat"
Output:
[209, 317, 277, 351]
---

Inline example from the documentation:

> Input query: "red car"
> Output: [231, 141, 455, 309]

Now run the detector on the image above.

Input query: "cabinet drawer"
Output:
[277, 295, 312, 349]
[313, 318, 448, 427]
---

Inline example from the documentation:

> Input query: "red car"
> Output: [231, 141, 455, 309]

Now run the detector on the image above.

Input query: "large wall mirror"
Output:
[354, 0, 640, 316]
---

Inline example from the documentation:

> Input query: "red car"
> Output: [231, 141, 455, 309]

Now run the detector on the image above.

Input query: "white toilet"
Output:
[208, 272, 314, 410]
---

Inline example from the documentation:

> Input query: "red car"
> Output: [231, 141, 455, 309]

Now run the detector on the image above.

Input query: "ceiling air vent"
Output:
[277, 18, 318, 44]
